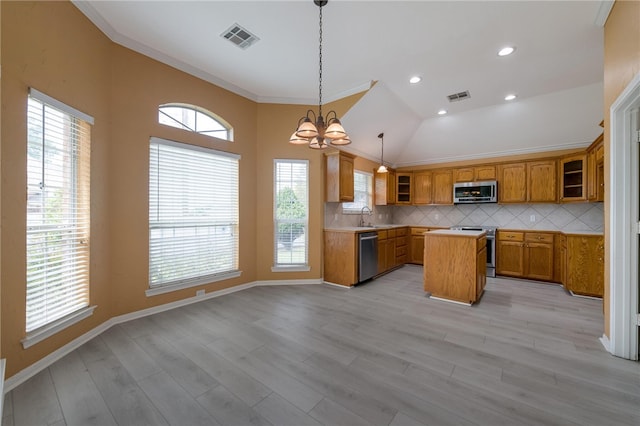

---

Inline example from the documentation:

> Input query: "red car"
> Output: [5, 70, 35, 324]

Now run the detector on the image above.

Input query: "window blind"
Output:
[149, 137, 239, 287]
[274, 160, 309, 266]
[26, 92, 91, 333]
[343, 171, 373, 213]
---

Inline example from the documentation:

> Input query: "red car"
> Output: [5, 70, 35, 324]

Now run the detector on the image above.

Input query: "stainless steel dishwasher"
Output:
[358, 232, 378, 282]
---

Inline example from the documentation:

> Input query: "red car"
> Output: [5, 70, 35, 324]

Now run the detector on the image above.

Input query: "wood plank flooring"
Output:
[3, 265, 639, 426]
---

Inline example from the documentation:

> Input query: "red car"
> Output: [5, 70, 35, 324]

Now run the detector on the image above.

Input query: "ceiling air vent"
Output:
[221, 24, 260, 49]
[447, 90, 471, 102]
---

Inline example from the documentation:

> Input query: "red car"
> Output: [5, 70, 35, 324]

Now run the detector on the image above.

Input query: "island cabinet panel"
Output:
[413, 171, 432, 204]
[423, 231, 486, 304]
[432, 169, 453, 204]
[323, 231, 357, 286]
[325, 151, 355, 202]
[527, 160, 557, 203]
[498, 163, 527, 203]
[565, 235, 604, 297]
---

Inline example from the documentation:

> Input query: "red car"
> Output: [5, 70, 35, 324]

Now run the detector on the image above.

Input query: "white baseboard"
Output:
[3, 277, 328, 394]
[0, 359, 5, 418]
[322, 280, 352, 289]
[599, 333, 611, 352]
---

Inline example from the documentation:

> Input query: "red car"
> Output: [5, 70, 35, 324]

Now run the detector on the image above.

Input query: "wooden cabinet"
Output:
[432, 169, 453, 204]
[454, 165, 496, 182]
[553, 233, 566, 284]
[323, 231, 358, 286]
[565, 234, 604, 297]
[374, 168, 396, 205]
[498, 163, 527, 203]
[396, 173, 412, 204]
[559, 154, 587, 202]
[377, 230, 388, 275]
[423, 231, 487, 304]
[587, 134, 604, 202]
[409, 227, 429, 264]
[325, 151, 355, 202]
[413, 171, 432, 205]
[395, 227, 409, 265]
[527, 160, 557, 203]
[496, 231, 554, 281]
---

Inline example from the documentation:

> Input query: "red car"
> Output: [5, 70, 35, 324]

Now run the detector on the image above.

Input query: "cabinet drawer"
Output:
[525, 232, 554, 244]
[395, 227, 408, 237]
[396, 245, 407, 257]
[388, 229, 396, 238]
[411, 227, 429, 235]
[498, 231, 524, 242]
[396, 237, 407, 248]
[377, 230, 388, 240]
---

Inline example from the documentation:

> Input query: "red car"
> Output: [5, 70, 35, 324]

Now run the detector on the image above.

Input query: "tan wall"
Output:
[603, 0, 640, 337]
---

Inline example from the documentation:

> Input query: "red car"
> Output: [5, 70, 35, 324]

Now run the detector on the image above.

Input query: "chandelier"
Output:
[289, 0, 351, 149]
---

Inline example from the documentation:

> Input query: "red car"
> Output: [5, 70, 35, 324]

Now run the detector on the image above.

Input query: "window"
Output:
[273, 160, 309, 270]
[26, 89, 93, 337]
[149, 137, 240, 295]
[158, 103, 233, 141]
[343, 171, 373, 213]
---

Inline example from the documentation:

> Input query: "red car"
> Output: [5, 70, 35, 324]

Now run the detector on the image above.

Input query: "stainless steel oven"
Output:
[450, 226, 497, 277]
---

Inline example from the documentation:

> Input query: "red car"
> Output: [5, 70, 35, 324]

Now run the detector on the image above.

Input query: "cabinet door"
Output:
[375, 168, 395, 206]
[566, 236, 604, 297]
[413, 171, 432, 204]
[377, 239, 388, 274]
[396, 173, 412, 204]
[559, 154, 587, 202]
[496, 240, 525, 277]
[454, 168, 474, 183]
[476, 246, 487, 300]
[326, 152, 354, 203]
[386, 237, 396, 271]
[475, 165, 496, 181]
[339, 155, 354, 201]
[387, 170, 396, 204]
[527, 160, 557, 202]
[498, 163, 527, 203]
[587, 150, 597, 201]
[432, 169, 453, 204]
[410, 235, 425, 264]
[525, 242, 554, 281]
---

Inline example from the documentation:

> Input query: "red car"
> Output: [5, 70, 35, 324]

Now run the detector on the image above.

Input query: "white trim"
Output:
[609, 71, 640, 360]
[29, 88, 94, 124]
[322, 280, 352, 289]
[594, 1, 615, 27]
[271, 266, 311, 272]
[256, 278, 322, 286]
[146, 270, 242, 297]
[21, 306, 97, 349]
[429, 296, 472, 306]
[599, 334, 611, 352]
[150, 136, 241, 160]
[0, 359, 5, 417]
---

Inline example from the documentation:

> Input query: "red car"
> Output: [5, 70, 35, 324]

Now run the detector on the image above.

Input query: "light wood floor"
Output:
[3, 265, 639, 426]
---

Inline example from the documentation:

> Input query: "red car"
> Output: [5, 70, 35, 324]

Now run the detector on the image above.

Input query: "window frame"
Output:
[147, 137, 241, 296]
[272, 159, 310, 272]
[342, 170, 374, 214]
[158, 103, 234, 141]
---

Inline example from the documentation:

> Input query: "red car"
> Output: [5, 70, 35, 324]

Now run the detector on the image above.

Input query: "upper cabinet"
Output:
[396, 172, 413, 204]
[374, 168, 396, 206]
[325, 151, 355, 202]
[498, 160, 556, 203]
[453, 165, 496, 182]
[432, 169, 453, 204]
[559, 153, 587, 202]
[413, 170, 432, 205]
[587, 133, 604, 202]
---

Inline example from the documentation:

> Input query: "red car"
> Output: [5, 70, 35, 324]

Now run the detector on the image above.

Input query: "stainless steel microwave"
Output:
[453, 180, 498, 203]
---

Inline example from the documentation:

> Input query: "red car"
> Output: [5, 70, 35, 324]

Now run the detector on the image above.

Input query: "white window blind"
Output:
[149, 137, 239, 288]
[343, 171, 373, 213]
[26, 90, 92, 333]
[274, 160, 309, 267]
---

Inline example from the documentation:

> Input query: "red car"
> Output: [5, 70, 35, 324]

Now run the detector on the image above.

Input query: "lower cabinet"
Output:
[323, 230, 357, 286]
[496, 231, 554, 281]
[395, 227, 408, 265]
[409, 227, 429, 264]
[564, 234, 604, 297]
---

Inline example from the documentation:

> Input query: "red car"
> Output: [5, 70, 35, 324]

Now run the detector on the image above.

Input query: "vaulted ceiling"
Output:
[73, 0, 607, 166]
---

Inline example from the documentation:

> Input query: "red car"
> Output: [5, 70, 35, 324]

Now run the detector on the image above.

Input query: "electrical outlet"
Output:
[196, 289, 205, 297]
[530, 214, 536, 222]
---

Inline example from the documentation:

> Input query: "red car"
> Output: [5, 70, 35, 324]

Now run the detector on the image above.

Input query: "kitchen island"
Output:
[424, 229, 487, 305]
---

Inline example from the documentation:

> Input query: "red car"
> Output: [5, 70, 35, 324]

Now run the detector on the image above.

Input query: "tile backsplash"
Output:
[325, 202, 604, 232]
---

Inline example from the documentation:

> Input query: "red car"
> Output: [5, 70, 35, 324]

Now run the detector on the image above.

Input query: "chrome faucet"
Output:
[359, 206, 373, 227]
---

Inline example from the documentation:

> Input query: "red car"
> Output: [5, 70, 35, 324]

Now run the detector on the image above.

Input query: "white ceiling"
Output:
[73, 0, 608, 166]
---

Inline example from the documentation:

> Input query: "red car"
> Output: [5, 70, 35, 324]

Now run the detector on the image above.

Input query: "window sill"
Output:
[271, 265, 311, 272]
[146, 270, 242, 297]
[21, 305, 97, 349]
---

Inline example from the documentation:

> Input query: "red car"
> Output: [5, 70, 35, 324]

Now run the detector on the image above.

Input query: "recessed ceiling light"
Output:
[498, 46, 516, 56]
[437, 110, 447, 115]
[504, 94, 517, 101]
[409, 76, 422, 84]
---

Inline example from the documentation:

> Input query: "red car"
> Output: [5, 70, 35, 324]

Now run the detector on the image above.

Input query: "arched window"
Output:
[158, 103, 233, 141]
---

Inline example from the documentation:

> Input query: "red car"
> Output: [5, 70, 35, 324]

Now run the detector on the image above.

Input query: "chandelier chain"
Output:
[318, 2, 323, 117]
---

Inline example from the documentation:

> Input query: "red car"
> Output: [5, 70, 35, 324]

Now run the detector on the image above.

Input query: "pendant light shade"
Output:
[288, 0, 350, 149]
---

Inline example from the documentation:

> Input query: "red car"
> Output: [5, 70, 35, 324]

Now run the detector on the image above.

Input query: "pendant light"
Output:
[289, 0, 351, 149]
[377, 132, 388, 173]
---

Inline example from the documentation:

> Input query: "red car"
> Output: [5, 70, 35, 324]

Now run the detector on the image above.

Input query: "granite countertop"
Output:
[426, 229, 486, 237]
[324, 224, 408, 233]
[324, 226, 602, 236]
[499, 228, 604, 236]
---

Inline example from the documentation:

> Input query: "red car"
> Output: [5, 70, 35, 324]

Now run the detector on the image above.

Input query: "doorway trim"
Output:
[609, 71, 640, 360]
